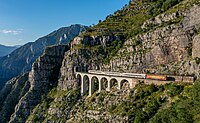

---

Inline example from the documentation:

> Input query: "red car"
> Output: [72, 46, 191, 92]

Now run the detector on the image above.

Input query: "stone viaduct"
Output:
[76, 72, 135, 96]
[76, 71, 194, 96]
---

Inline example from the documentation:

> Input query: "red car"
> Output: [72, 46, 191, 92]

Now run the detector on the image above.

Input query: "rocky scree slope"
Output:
[1, 0, 200, 122]
[0, 73, 30, 123]
[0, 24, 87, 89]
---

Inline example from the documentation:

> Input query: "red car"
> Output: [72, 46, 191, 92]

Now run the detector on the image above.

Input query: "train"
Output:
[146, 75, 167, 81]
[88, 70, 167, 81]
[88, 70, 105, 75]
[121, 73, 146, 79]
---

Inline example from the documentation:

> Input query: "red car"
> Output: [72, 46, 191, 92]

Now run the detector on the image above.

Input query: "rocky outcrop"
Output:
[141, 10, 185, 30]
[106, 4, 200, 78]
[0, 73, 29, 123]
[192, 34, 200, 58]
[57, 49, 101, 91]
[71, 35, 120, 47]
[69, 90, 130, 123]
[9, 45, 69, 123]
[146, 59, 200, 78]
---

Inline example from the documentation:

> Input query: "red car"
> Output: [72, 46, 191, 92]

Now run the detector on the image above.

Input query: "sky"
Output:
[0, 0, 129, 46]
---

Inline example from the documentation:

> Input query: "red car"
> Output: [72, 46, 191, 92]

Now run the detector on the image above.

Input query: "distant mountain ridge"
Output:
[1, 0, 200, 123]
[0, 44, 18, 57]
[0, 24, 88, 88]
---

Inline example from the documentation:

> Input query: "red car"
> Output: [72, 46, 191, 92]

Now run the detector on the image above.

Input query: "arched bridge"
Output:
[76, 70, 194, 96]
[76, 71, 143, 96]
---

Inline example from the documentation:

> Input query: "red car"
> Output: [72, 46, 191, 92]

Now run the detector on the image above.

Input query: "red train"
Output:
[88, 70, 168, 81]
[146, 75, 167, 81]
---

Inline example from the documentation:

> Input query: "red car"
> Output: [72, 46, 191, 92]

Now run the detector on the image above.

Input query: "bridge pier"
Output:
[81, 76, 90, 96]
[118, 80, 121, 90]
[80, 76, 85, 96]
[106, 78, 111, 92]
[89, 79, 93, 97]
[98, 80, 103, 93]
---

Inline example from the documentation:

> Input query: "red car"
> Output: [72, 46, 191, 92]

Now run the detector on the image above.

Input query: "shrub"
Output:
[165, 83, 184, 96]
[187, 47, 192, 57]
[195, 57, 200, 64]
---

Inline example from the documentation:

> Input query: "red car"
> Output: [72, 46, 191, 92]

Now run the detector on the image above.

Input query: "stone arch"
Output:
[76, 74, 81, 87]
[100, 77, 108, 90]
[120, 79, 130, 91]
[91, 76, 99, 94]
[110, 78, 118, 90]
[74, 66, 78, 73]
[82, 75, 90, 95]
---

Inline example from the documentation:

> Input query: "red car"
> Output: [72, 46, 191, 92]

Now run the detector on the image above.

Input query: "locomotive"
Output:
[88, 70, 167, 81]
[146, 75, 167, 81]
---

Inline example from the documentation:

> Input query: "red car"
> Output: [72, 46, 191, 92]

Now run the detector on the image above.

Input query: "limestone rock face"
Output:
[192, 35, 200, 58]
[9, 45, 69, 123]
[142, 10, 185, 30]
[66, 90, 130, 123]
[57, 49, 100, 91]
[106, 5, 200, 78]
[71, 35, 120, 47]
[144, 59, 200, 77]
[0, 73, 29, 123]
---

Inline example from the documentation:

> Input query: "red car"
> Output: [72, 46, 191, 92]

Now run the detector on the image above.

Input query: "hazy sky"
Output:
[0, 0, 129, 46]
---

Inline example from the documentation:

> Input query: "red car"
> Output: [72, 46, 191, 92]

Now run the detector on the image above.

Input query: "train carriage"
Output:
[146, 75, 167, 81]
[121, 73, 146, 79]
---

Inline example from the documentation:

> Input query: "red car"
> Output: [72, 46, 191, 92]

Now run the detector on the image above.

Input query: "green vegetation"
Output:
[165, 0, 200, 14]
[83, 0, 184, 38]
[148, 0, 182, 16]
[195, 57, 200, 64]
[187, 47, 193, 57]
[27, 88, 81, 123]
[107, 83, 185, 122]
[196, 27, 200, 35]
[104, 40, 123, 64]
[26, 79, 200, 123]
[75, 0, 186, 64]
[149, 79, 200, 123]
[144, 15, 184, 32]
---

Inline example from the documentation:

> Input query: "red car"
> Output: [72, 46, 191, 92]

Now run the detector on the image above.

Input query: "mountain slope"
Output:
[0, 24, 88, 89]
[1, 0, 200, 122]
[0, 44, 18, 57]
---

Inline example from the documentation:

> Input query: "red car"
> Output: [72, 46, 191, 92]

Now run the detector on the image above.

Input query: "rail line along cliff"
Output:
[0, 0, 200, 123]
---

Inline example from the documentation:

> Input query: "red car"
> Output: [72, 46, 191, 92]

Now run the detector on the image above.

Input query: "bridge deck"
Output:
[76, 72, 194, 83]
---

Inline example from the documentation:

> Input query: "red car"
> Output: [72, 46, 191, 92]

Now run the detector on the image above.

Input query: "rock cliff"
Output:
[0, 24, 88, 89]
[9, 45, 69, 123]
[106, 4, 200, 78]
[1, 0, 200, 122]
[0, 73, 29, 123]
